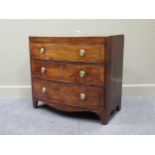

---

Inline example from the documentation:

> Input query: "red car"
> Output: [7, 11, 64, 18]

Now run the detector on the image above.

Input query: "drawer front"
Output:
[32, 60, 104, 86]
[33, 78, 103, 108]
[30, 43, 105, 63]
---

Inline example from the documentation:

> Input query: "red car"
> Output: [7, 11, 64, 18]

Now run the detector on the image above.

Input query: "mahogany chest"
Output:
[29, 36, 124, 124]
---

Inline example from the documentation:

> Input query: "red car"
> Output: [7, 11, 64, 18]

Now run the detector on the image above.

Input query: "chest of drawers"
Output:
[29, 36, 124, 124]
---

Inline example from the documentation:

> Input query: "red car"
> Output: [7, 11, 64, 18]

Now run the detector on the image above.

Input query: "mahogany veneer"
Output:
[29, 36, 124, 124]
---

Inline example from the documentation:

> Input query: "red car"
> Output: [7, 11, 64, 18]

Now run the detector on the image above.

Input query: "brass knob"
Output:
[42, 87, 46, 94]
[41, 67, 46, 74]
[80, 93, 86, 100]
[79, 70, 86, 78]
[40, 47, 45, 54]
[79, 49, 86, 57]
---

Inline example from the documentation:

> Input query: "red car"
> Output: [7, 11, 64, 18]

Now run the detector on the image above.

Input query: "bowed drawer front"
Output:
[33, 78, 103, 108]
[29, 36, 124, 124]
[30, 43, 105, 63]
[32, 60, 104, 86]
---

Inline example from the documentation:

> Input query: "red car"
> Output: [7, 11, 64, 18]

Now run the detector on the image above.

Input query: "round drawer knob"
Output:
[41, 67, 46, 74]
[79, 49, 86, 57]
[80, 93, 86, 101]
[40, 47, 45, 54]
[42, 87, 46, 94]
[79, 70, 86, 78]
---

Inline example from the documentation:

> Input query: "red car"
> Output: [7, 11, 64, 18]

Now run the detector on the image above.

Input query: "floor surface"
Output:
[0, 96, 155, 135]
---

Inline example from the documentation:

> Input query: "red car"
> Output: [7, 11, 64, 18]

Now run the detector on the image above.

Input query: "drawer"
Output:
[32, 60, 104, 86]
[30, 43, 105, 63]
[33, 78, 103, 108]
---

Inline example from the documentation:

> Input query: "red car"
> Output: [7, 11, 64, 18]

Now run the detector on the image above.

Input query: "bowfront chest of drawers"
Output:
[29, 36, 124, 124]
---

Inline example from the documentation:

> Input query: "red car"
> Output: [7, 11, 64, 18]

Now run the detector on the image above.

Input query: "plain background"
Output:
[0, 19, 155, 96]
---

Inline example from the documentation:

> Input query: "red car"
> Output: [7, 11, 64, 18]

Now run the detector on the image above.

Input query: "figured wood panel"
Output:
[32, 60, 104, 86]
[30, 43, 105, 63]
[33, 78, 104, 108]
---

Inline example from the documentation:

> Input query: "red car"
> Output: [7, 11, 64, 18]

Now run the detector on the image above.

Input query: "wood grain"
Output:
[29, 36, 106, 44]
[30, 43, 105, 63]
[32, 60, 104, 86]
[33, 78, 104, 108]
